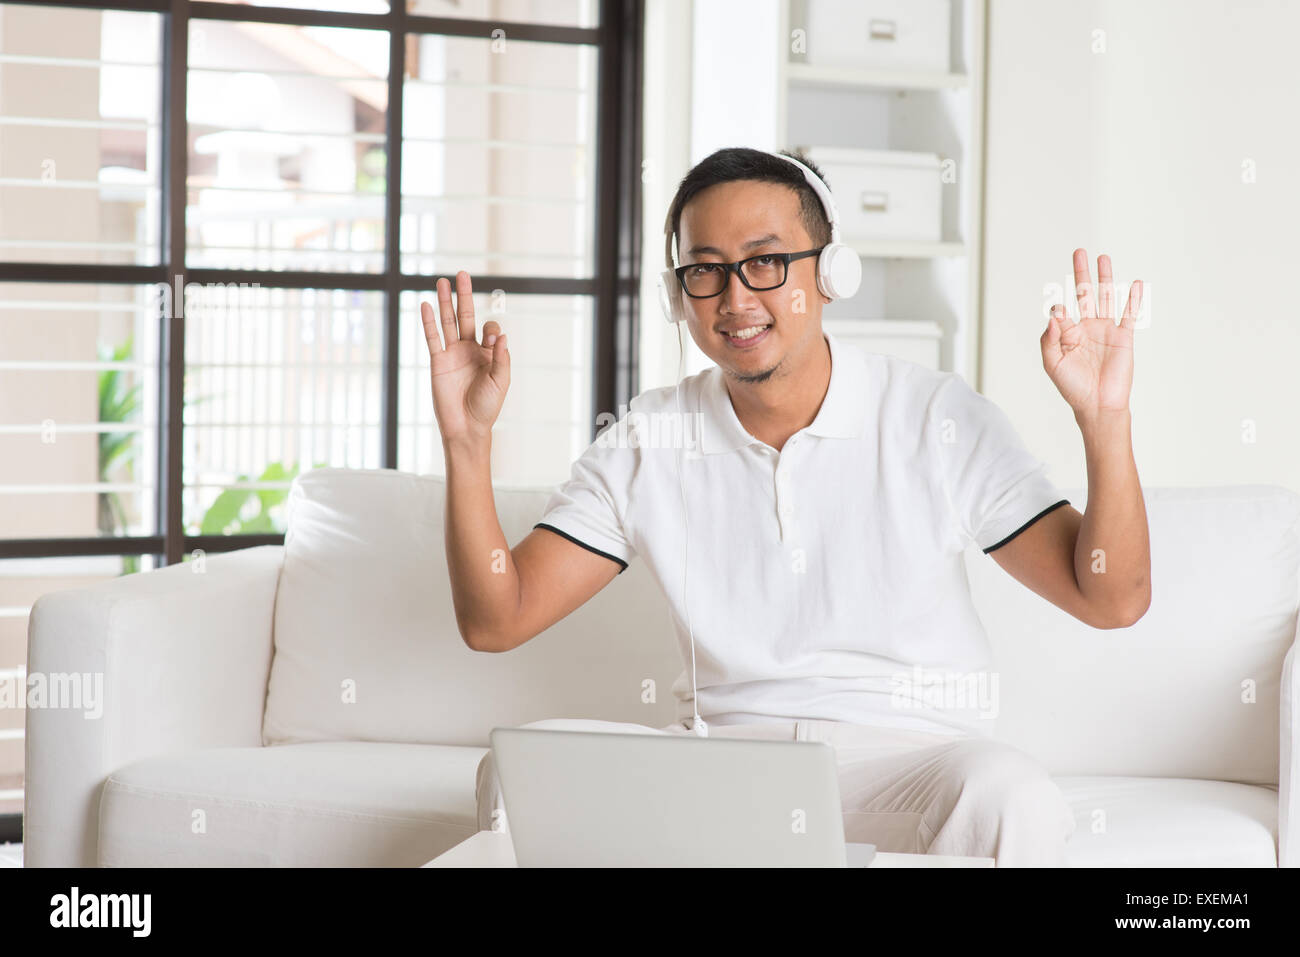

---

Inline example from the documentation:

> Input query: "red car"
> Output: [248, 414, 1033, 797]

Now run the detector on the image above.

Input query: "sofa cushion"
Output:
[97, 742, 484, 867]
[964, 485, 1300, 784]
[1058, 776, 1278, 867]
[262, 468, 684, 747]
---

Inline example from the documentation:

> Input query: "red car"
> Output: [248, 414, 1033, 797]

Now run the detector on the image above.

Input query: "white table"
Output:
[423, 831, 995, 867]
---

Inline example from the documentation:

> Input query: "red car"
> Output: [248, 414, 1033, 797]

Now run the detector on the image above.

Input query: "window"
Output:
[0, 0, 643, 839]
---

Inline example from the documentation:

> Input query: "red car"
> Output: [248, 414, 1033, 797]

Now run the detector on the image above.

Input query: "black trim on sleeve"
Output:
[982, 499, 1071, 554]
[533, 523, 629, 573]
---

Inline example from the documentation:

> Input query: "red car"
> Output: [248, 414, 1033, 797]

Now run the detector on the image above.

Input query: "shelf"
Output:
[774, 0, 986, 385]
[786, 62, 969, 93]
[846, 239, 966, 259]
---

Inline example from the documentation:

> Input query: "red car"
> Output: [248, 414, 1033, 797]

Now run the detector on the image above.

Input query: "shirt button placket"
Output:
[775, 449, 795, 543]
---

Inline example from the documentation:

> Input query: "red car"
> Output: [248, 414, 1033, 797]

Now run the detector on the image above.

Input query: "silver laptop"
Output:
[490, 727, 876, 867]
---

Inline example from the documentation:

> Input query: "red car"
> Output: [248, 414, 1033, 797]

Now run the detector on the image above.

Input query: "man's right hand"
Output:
[420, 270, 510, 447]
[426, 271, 625, 652]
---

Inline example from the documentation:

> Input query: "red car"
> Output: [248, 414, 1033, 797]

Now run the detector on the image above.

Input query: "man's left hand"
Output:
[1042, 248, 1143, 424]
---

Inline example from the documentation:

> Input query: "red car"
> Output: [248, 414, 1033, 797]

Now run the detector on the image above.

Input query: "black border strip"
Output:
[982, 499, 1070, 554]
[533, 522, 628, 573]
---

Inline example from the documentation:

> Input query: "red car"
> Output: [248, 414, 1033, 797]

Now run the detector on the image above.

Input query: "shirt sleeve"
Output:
[533, 423, 638, 574]
[928, 373, 1070, 554]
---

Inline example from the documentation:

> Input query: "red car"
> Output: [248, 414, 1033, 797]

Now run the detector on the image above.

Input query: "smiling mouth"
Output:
[720, 323, 772, 342]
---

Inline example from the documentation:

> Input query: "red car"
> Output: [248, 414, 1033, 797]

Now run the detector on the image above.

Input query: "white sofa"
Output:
[24, 468, 1300, 867]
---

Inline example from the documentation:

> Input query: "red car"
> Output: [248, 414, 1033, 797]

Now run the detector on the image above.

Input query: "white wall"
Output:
[982, 0, 1300, 495]
[640, 0, 786, 388]
[689, 0, 782, 160]
[639, 0, 695, 393]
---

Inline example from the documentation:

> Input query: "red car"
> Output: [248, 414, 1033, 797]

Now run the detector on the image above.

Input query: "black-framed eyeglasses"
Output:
[674, 248, 823, 298]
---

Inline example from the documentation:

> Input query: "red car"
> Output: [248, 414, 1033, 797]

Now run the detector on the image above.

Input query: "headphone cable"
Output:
[675, 321, 707, 738]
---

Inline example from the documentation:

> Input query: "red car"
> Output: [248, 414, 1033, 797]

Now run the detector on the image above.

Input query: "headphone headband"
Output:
[669, 151, 840, 268]
[769, 153, 843, 247]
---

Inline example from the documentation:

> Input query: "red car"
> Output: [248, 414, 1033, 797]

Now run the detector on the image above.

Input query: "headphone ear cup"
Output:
[817, 244, 862, 301]
[658, 269, 685, 324]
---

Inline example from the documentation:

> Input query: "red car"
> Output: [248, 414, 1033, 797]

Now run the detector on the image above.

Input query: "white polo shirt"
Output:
[532, 331, 1070, 738]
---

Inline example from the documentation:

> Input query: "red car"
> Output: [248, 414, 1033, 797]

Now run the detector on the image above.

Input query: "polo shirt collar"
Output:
[697, 330, 868, 455]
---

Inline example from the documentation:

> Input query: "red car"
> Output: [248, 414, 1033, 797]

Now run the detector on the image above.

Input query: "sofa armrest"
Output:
[23, 545, 283, 867]
[1282, 619, 1299, 868]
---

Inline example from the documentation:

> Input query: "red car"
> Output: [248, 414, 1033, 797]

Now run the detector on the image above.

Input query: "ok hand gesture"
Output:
[1042, 248, 1142, 423]
[420, 271, 510, 447]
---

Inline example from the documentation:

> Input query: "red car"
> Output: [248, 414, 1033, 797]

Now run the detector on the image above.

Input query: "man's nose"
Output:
[720, 266, 760, 313]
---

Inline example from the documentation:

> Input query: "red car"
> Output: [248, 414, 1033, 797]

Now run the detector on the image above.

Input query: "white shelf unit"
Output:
[785, 63, 969, 92]
[776, 0, 988, 385]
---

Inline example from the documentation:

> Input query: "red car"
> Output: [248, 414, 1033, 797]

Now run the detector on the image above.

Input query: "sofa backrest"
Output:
[265, 469, 1300, 785]
[965, 485, 1300, 785]
[262, 468, 684, 748]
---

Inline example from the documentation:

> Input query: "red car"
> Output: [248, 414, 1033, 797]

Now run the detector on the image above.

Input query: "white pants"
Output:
[475, 717, 1077, 867]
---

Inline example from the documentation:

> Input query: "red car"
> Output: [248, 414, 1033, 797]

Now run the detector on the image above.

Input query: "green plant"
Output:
[97, 334, 229, 573]
[356, 145, 386, 194]
[97, 337, 140, 524]
[97, 335, 143, 574]
[197, 460, 327, 536]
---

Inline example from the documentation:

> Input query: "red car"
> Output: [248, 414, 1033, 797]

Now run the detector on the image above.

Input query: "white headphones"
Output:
[656, 151, 862, 325]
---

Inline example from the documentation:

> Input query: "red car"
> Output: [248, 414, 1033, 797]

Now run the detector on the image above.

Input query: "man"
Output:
[420, 147, 1151, 866]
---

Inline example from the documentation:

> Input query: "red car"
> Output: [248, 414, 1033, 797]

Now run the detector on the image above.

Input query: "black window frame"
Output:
[0, 0, 644, 844]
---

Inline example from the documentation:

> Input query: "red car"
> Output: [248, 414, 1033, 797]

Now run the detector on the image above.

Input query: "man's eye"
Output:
[752, 255, 776, 266]
[690, 264, 720, 276]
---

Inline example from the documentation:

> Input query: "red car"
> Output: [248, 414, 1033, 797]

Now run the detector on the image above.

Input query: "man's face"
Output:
[676, 180, 826, 385]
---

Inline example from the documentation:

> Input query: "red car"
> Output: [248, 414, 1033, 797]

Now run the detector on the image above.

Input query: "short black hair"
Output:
[663, 147, 832, 269]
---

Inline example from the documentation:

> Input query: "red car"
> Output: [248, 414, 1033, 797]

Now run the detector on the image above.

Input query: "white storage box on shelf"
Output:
[804, 0, 951, 74]
[823, 318, 943, 370]
[801, 146, 943, 243]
